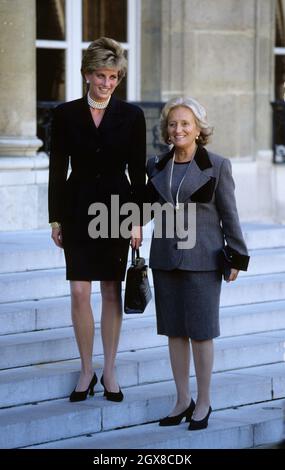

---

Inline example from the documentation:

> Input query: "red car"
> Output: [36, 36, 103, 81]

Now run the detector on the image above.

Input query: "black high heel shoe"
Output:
[188, 406, 212, 430]
[100, 375, 124, 402]
[69, 373, 97, 402]
[159, 399, 196, 426]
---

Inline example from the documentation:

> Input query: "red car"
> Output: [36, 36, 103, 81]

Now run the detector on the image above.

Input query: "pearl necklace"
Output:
[87, 92, 111, 109]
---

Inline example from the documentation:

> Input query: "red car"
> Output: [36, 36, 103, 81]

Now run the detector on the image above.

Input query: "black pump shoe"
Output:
[100, 375, 124, 402]
[69, 373, 97, 402]
[159, 399, 196, 426]
[188, 406, 212, 430]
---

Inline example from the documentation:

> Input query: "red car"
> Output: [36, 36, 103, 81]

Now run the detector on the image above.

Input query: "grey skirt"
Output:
[152, 269, 222, 340]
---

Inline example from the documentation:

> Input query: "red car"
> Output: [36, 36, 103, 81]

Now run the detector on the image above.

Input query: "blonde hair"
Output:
[160, 97, 213, 146]
[81, 37, 127, 83]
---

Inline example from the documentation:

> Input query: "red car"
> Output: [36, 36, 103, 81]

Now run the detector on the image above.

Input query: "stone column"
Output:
[159, 0, 275, 160]
[161, 0, 185, 101]
[141, 0, 162, 101]
[182, 0, 257, 159]
[0, 0, 48, 230]
[254, 0, 275, 154]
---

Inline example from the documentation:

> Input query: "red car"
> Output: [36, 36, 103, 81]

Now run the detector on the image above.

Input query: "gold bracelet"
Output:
[50, 222, 61, 229]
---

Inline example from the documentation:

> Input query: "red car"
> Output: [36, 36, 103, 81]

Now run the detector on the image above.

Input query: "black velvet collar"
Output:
[155, 145, 212, 171]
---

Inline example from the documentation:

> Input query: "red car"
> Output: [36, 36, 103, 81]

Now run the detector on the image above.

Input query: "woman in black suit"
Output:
[48, 37, 146, 402]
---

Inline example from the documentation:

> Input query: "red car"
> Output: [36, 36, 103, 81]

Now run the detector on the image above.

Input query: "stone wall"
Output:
[140, 0, 162, 101]
[157, 0, 276, 159]
[140, 0, 285, 222]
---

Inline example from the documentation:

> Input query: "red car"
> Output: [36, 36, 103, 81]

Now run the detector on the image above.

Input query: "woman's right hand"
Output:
[51, 227, 63, 248]
[226, 268, 239, 283]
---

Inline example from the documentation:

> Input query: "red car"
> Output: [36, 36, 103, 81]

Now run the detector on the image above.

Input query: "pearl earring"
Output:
[86, 80, 90, 84]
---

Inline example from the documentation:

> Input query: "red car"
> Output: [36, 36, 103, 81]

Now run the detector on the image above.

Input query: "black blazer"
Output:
[48, 95, 146, 227]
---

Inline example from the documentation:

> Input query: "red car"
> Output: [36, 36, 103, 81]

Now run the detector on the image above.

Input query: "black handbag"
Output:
[218, 246, 232, 281]
[124, 248, 152, 314]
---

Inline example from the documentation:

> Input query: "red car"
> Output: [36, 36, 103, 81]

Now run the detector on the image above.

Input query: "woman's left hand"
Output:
[226, 268, 239, 282]
[131, 226, 142, 249]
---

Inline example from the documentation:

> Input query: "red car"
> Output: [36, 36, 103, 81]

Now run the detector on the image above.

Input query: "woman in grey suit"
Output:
[146, 97, 249, 430]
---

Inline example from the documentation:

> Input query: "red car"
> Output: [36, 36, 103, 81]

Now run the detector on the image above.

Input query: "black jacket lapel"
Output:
[179, 146, 215, 203]
[149, 146, 216, 205]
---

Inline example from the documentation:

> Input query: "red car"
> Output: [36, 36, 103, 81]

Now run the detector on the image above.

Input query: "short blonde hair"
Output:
[160, 97, 213, 146]
[81, 37, 127, 83]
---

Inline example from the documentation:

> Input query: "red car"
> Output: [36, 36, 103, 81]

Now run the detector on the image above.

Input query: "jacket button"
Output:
[96, 148, 101, 153]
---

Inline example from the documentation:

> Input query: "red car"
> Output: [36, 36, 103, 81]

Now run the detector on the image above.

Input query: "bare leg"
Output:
[191, 339, 214, 420]
[70, 281, 94, 391]
[168, 336, 192, 416]
[100, 281, 122, 392]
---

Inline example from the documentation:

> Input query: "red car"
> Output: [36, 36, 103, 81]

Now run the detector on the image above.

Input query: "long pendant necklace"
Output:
[169, 152, 195, 210]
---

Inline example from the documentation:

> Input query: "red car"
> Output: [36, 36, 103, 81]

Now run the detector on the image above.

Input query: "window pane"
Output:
[82, 0, 127, 42]
[275, 55, 285, 100]
[37, 49, 65, 101]
[36, 0, 66, 40]
[276, 0, 285, 48]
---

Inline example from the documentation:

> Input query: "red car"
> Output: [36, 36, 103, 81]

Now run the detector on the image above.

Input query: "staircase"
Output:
[0, 223, 284, 449]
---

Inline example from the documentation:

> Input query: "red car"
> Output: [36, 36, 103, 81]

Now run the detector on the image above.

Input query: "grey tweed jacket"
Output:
[146, 145, 249, 272]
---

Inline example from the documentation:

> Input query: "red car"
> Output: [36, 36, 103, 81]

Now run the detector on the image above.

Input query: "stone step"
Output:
[0, 229, 152, 274]
[0, 262, 285, 305]
[1, 277, 285, 336]
[242, 223, 285, 250]
[0, 317, 166, 370]
[0, 364, 283, 449]
[220, 299, 285, 337]
[1, 223, 285, 275]
[238, 247, 285, 276]
[0, 230, 65, 274]
[1, 243, 285, 308]
[0, 268, 78, 303]
[219, 272, 285, 306]
[1, 330, 285, 407]
[0, 292, 156, 335]
[27, 399, 285, 450]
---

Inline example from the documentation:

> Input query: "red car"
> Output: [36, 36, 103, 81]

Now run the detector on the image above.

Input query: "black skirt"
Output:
[61, 221, 130, 281]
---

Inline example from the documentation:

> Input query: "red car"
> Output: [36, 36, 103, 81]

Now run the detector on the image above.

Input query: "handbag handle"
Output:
[131, 247, 140, 265]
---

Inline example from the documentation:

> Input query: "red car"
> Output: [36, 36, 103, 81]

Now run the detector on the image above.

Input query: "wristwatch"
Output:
[50, 221, 61, 229]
